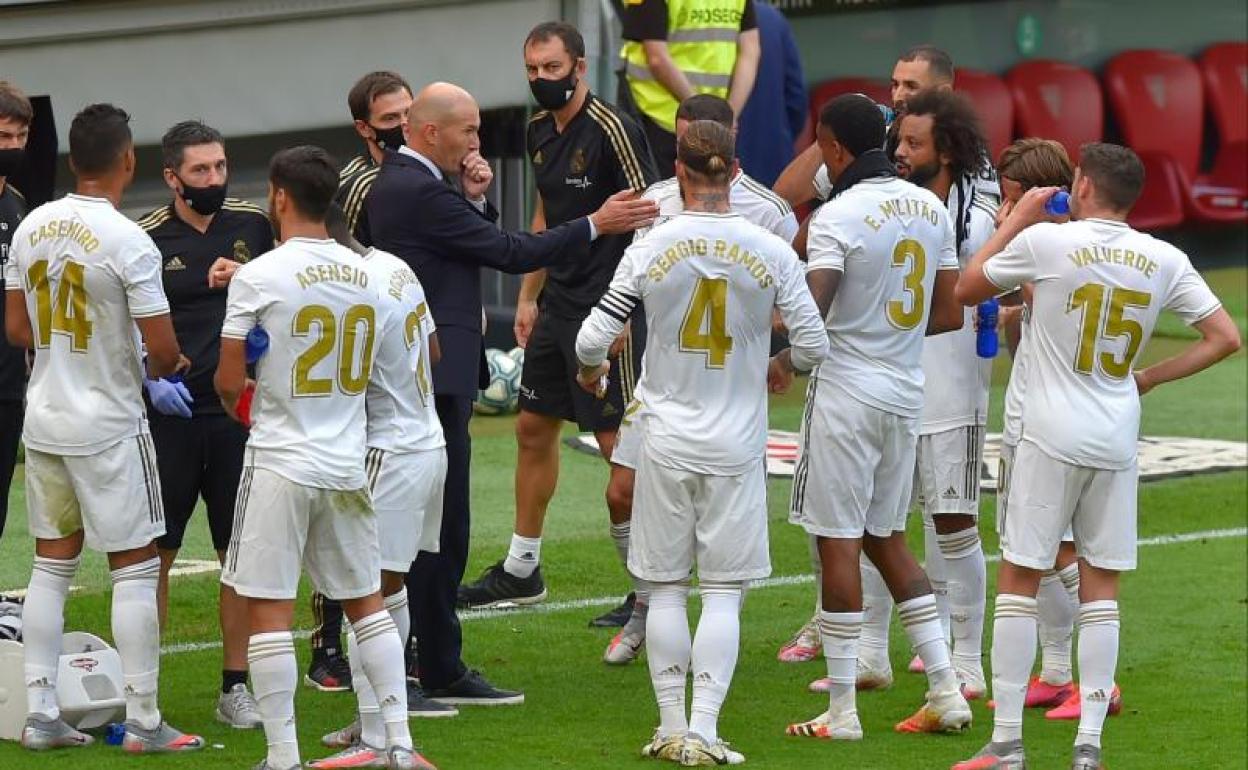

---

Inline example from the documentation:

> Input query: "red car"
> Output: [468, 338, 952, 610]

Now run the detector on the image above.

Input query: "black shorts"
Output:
[149, 412, 248, 552]
[518, 310, 644, 432]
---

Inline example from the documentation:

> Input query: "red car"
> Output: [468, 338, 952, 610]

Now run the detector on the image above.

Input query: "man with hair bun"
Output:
[576, 119, 828, 764]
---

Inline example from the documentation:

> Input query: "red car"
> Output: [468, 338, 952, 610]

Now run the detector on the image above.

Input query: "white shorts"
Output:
[997, 441, 1073, 544]
[914, 425, 985, 516]
[630, 448, 770, 583]
[609, 403, 642, 470]
[222, 466, 381, 601]
[1000, 440, 1137, 571]
[25, 434, 165, 553]
[366, 446, 447, 572]
[789, 381, 917, 539]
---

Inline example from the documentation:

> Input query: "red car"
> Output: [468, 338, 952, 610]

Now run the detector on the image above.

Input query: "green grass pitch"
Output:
[0, 269, 1243, 769]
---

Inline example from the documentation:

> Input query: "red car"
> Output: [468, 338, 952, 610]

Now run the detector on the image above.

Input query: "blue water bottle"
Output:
[977, 299, 999, 359]
[105, 722, 126, 746]
[245, 326, 270, 364]
[1045, 190, 1070, 216]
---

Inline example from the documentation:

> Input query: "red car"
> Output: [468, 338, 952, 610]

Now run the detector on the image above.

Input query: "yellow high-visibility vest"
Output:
[621, 0, 746, 133]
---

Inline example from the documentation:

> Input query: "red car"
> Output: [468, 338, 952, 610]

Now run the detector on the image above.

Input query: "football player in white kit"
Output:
[315, 205, 450, 767]
[216, 147, 428, 770]
[576, 120, 828, 765]
[952, 143, 1240, 770]
[602, 93, 799, 667]
[783, 94, 972, 741]
[835, 90, 998, 698]
[4, 104, 204, 754]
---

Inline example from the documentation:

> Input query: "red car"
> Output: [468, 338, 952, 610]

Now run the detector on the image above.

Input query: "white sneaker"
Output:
[680, 733, 744, 765]
[956, 662, 987, 701]
[641, 730, 684, 761]
[856, 657, 895, 690]
[777, 614, 821, 663]
[603, 625, 645, 665]
[216, 683, 263, 729]
[894, 688, 973, 734]
[321, 718, 361, 749]
[786, 709, 863, 740]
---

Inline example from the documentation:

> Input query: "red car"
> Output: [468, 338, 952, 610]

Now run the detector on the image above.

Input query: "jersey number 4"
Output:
[680, 277, 734, 368]
[1067, 283, 1152, 379]
[292, 304, 376, 396]
[27, 259, 93, 351]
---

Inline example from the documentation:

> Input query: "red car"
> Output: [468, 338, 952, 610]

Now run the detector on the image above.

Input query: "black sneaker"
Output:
[457, 561, 547, 609]
[303, 649, 352, 692]
[407, 679, 458, 718]
[423, 669, 524, 706]
[589, 592, 636, 628]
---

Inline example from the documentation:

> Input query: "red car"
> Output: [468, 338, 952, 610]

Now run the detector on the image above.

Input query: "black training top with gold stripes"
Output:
[334, 152, 380, 248]
[528, 93, 658, 318]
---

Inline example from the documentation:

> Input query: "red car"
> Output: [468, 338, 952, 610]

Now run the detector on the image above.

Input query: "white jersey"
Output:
[221, 237, 383, 489]
[807, 177, 959, 418]
[361, 248, 445, 454]
[4, 194, 169, 455]
[984, 218, 1220, 469]
[638, 171, 799, 243]
[576, 211, 828, 474]
[920, 188, 997, 433]
[1001, 302, 1032, 447]
[815, 163, 1000, 207]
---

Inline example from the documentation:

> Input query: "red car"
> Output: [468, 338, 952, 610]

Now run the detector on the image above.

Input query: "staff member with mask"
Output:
[333, 70, 413, 249]
[135, 120, 273, 730]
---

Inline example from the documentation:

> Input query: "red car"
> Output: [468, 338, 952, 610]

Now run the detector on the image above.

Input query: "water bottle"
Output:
[245, 326, 270, 364]
[105, 722, 126, 746]
[977, 298, 999, 359]
[1045, 189, 1070, 216]
[876, 103, 895, 125]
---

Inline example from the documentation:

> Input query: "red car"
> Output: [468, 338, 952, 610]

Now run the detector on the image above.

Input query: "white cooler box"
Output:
[0, 631, 125, 741]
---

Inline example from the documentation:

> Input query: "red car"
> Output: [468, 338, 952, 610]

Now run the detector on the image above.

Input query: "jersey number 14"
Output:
[27, 259, 93, 351]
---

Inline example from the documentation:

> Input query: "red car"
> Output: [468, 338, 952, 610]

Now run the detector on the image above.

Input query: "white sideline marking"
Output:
[2, 558, 221, 600]
[155, 526, 1247, 656]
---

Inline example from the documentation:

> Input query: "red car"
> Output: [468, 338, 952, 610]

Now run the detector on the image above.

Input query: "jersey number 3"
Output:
[292, 304, 376, 396]
[680, 277, 733, 368]
[27, 259, 93, 351]
[887, 239, 927, 330]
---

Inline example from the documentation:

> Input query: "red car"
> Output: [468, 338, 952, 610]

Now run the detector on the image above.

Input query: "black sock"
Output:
[222, 669, 248, 694]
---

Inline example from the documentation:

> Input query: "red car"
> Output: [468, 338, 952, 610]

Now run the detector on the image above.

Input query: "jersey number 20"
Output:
[27, 259, 93, 351]
[292, 304, 376, 396]
[680, 277, 734, 368]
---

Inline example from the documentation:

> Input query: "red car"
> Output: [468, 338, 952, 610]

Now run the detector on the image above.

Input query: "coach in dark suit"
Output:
[368, 81, 656, 705]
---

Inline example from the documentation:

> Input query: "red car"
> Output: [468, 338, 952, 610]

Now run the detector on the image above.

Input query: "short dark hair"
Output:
[0, 81, 33, 125]
[69, 103, 132, 175]
[902, 90, 987, 180]
[269, 146, 339, 221]
[161, 120, 225, 171]
[524, 21, 586, 60]
[676, 94, 734, 129]
[347, 71, 412, 123]
[677, 120, 734, 185]
[1077, 142, 1145, 212]
[819, 94, 885, 157]
[898, 45, 954, 83]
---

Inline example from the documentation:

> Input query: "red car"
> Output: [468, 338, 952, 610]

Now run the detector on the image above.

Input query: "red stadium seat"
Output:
[809, 77, 892, 116]
[1199, 42, 1247, 146]
[1005, 60, 1103, 162]
[1106, 50, 1244, 226]
[955, 69, 1014, 161]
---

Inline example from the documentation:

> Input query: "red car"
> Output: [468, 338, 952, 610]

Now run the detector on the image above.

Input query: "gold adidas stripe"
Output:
[587, 101, 646, 191]
[343, 168, 380, 231]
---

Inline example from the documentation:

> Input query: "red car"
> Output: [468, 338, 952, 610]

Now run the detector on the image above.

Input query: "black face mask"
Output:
[370, 124, 405, 152]
[529, 72, 578, 111]
[176, 176, 227, 216]
[0, 147, 24, 178]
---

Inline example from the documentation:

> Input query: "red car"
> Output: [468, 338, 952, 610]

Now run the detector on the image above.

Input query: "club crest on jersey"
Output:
[569, 148, 587, 175]
[233, 239, 252, 263]
[164, 256, 187, 271]
[533, 150, 544, 166]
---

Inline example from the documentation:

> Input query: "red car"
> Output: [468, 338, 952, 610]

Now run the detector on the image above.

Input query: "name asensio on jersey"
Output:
[27, 219, 100, 253]
[295, 263, 370, 290]
[862, 196, 942, 233]
[1066, 244, 1159, 277]
[646, 237, 775, 289]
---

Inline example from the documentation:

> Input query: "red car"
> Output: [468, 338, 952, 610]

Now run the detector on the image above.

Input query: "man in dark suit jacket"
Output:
[368, 81, 656, 705]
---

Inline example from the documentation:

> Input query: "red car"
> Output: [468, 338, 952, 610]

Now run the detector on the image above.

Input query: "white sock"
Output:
[923, 517, 951, 641]
[858, 556, 893, 667]
[1037, 564, 1079, 684]
[346, 627, 384, 748]
[937, 527, 986, 671]
[688, 582, 742, 743]
[819, 610, 862, 716]
[897, 594, 957, 694]
[502, 534, 541, 578]
[110, 558, 162, 729]
[1075, 601, 1120, 750]
[23, 556, 78, 720]
[611, 522, 648, 604]
[353, 611, 413, 751]
[990, 594, 1038, 744]
[645, 581, 691, 737]
[384, 589, 411, 656]
[249, 631, 300, 769]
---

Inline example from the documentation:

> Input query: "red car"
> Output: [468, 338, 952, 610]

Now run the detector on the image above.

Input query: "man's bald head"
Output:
[404, 81, 482, 175]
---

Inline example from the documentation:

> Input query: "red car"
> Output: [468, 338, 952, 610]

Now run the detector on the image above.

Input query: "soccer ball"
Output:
[475, 348, 522, 415]
[508, 346, 525, 369]
[0, 614, 21, 642]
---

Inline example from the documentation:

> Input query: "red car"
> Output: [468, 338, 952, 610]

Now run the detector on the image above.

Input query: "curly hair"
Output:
[900, 89, 987, 180]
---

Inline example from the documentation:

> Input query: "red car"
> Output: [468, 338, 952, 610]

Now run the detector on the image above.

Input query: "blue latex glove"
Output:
[145, 377, 194, 418]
